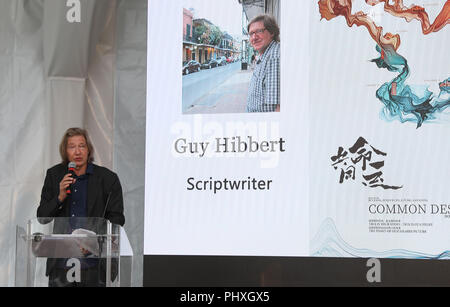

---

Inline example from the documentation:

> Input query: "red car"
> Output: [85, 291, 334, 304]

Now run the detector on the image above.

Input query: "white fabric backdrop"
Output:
[0, 0, 145, 286]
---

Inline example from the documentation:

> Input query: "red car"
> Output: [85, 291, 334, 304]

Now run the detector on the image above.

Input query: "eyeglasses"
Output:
[67, 144, 87, 151]
[249, 28, 266, 37]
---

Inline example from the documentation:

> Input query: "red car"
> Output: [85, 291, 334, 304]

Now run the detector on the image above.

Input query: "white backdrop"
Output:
[0, 0, 146, 286]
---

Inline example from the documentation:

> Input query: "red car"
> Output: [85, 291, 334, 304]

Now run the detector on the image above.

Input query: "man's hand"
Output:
[80, 247, 92, 257]
[58, 173, 76, 203]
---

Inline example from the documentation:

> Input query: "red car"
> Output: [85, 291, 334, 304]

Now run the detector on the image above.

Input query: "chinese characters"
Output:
[331, 137, 402, 190]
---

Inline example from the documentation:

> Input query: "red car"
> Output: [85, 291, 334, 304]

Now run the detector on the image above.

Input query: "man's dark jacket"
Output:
[37, 163, 125, 277]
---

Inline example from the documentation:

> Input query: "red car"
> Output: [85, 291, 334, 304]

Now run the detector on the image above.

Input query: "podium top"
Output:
[28, 217, 121, 236]
[20, 218, 122, 258]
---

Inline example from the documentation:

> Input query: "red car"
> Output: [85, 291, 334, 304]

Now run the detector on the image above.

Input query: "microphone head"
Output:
[68, 162, 76, 169]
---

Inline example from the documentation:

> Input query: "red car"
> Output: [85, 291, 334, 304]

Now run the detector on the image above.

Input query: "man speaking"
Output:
[246, 14, 280, 113]
[37, 127, 125, 287]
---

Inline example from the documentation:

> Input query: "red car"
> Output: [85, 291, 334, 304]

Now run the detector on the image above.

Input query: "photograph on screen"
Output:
[182, 0, 280, 114]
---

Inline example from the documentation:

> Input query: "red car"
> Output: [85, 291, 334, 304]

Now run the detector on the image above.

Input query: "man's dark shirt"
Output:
[67, 163, 93, 229]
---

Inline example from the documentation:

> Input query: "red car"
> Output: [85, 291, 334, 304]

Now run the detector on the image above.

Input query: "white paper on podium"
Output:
[30, 228, 132, 258]
[31, 234, 93, 258]
[71, 228, 101, 256]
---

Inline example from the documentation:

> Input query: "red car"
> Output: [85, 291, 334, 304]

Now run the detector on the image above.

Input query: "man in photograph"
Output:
[37, 127, 125, 287]
[246, 14, 280, 113]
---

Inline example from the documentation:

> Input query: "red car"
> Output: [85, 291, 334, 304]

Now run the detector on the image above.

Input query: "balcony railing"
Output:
[184, 35, 197, 43]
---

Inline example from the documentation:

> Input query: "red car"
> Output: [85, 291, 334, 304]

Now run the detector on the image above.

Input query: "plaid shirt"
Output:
[247, 41, 280, 112]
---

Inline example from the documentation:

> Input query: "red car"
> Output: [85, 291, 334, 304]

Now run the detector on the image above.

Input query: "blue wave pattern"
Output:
[372, 46, 450, 128]
[311, 218, 450, 259]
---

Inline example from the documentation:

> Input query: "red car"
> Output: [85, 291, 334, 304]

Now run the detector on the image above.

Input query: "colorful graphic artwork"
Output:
[318, 0, 450, 128]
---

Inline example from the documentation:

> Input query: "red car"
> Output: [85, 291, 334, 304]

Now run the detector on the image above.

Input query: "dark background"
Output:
[144, 256, 450, 287]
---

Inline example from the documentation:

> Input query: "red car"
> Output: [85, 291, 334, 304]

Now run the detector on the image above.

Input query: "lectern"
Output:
[15, 218, 131, 287]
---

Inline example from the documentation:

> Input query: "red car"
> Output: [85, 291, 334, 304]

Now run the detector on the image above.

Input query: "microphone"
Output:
[97, 190, 112, 261]
[102, 190, 112, 219]
[66, 162, 77, 194]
